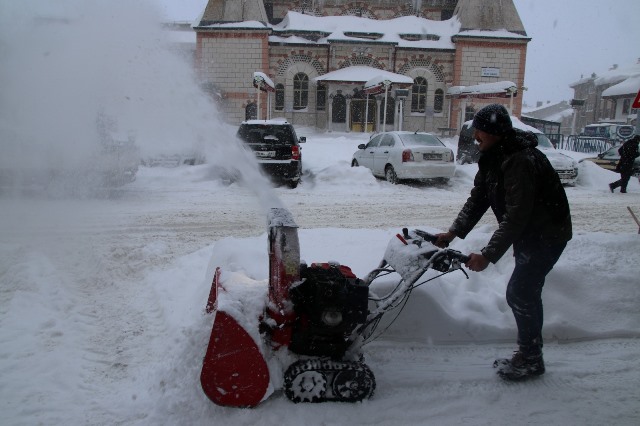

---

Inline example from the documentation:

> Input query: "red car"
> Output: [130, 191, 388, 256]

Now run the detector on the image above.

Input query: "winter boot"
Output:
[493, 350, 545, 381]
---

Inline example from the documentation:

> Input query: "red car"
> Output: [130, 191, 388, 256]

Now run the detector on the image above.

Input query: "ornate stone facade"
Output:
[194, 0, 529, 132]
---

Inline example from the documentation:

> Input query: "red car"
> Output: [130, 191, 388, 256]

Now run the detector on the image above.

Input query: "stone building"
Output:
[522, 101, 574, 137]
[193, 0, 530, 132]
[570, 60, 640, 133]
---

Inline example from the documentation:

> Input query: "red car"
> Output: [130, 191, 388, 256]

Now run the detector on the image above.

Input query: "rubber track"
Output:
[284, 359, 376, 403]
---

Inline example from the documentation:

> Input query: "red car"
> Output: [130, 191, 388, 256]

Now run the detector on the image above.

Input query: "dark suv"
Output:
[237, 119, 305, 188]
[456, 121, 480, 164]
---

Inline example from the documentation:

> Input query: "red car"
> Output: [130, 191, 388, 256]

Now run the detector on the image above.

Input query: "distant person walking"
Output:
[609, 134, 640, 193]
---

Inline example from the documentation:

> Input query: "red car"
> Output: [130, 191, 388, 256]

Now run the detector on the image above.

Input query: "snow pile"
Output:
[1, 129, 640, 425]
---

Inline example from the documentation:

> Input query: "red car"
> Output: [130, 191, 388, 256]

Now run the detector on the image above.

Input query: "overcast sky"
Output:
[158, 0, 640, 106]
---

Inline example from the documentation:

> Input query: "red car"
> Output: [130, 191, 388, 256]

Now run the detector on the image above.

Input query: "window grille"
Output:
[434, 88, 444, 113]
[411, 77, 427, 113]
[293, 73, 309, 110]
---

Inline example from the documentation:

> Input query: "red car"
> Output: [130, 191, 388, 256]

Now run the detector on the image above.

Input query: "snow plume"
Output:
[0, 0, 281, 210]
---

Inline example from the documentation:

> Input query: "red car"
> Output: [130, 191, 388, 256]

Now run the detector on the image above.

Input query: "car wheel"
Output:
[288, 179, 299, 189]
[385, 165, 398, 184]
[351, 159, 359, 167]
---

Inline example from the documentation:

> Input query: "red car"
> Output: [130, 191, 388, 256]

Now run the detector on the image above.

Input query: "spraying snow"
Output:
[0, 0, 281, 210]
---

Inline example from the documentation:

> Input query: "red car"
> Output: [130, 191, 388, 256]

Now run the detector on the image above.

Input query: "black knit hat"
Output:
[472, 104, 512, 136]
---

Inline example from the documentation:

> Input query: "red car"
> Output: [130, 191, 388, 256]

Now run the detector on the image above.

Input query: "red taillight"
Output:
[291, 145, 300, 160]
[402, 149, 414, 162]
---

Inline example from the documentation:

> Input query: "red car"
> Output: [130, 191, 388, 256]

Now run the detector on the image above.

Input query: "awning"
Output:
[363, 75, 403, 95]
[253, 72, 276, 93]
[447, 81, 517, 99]
[314, 66, 414, 87]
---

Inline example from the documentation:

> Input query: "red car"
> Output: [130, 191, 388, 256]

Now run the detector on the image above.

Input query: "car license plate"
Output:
[423, 153, 441, 161]
[255, 151, 276, 158]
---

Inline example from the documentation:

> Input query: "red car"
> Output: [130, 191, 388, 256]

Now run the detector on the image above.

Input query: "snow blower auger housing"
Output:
[201, 208, 469, 407]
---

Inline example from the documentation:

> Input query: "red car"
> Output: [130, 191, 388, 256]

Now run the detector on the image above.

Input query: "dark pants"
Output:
[610, 172, 633, 192]
[506, 241, 567, 355]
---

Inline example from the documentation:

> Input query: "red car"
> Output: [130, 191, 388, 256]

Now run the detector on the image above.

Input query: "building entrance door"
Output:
[350, 98, 376, 132]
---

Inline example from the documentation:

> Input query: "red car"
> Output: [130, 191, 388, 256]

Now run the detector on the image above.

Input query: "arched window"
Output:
[316, 84, 326, 111]
[245, 102, 257, 120]
[275, 84, 284, 111]
[332, 93, 346, 123]
[293, 73, 309, 110]
[434, 89, 444, 113]
[411, 77, 427, 113]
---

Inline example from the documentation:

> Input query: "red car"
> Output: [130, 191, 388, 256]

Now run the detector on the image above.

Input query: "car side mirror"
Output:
[299, 136, 306, 143]
[597, 153, 604, 159]
[358, 144, 366, 150]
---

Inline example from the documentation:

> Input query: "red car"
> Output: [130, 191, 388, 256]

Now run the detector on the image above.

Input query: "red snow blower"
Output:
[200, 208, 469, 407]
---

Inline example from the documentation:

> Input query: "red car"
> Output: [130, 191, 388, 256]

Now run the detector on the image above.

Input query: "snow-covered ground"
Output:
[2, 2, 639, 424]
[1, 130, 639, 426]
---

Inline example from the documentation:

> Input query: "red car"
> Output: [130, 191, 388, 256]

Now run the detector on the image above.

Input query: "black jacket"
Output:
[616, 138, 640, 174]
[450, 129, 572, 263]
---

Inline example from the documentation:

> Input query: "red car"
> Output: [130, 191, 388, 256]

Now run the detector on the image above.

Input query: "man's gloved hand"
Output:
[465, 253, 490, 272]
[434, 231, 456, 248]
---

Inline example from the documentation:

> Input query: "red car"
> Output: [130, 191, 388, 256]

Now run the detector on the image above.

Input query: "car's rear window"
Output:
[237, 124, 294, 145]
[398, 134, 444, 147]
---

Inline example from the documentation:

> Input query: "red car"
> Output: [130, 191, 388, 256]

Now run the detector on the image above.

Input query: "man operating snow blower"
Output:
[435, 104, 572, 381]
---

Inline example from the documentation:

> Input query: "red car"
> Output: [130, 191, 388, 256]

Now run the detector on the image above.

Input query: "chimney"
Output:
[536, 101, 543, 108]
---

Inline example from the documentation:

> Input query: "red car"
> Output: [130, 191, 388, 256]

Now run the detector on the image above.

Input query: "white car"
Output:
[457, 117, 578, 186]
[533, 132, 579, 186]
[352, 131, 456, 184]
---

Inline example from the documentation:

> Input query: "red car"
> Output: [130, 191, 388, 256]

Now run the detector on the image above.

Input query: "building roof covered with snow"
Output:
[523, 101, 574, 123]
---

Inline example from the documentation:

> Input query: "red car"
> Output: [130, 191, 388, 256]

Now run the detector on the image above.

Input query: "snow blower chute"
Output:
[201, 208, 469, 407]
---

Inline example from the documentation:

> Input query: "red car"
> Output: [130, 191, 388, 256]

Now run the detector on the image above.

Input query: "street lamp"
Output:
[253, 75, 264, 120]
[570, 98, 586, 135]
[382, 79, 392, 130]
[506, 86, 517, 114]
[395, 88, 409, 131]
[506, 86, 528, 115]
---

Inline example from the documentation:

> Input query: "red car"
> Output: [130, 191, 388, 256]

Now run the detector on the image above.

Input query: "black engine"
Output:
[288, 263, 368, 358]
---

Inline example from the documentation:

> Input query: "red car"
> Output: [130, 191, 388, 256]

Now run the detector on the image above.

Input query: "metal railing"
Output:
[546, 133, 564, 147]
[557, 136, 615, 153]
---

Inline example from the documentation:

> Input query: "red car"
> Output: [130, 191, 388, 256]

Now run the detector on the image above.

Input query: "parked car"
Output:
[456, 117, 578, 185]
[579, 144, 640, 177]
[141, 152, 206, 168]
[99, 138, 140, 186]
[0, 138, 139, 194]
[236, 118, 305, 188]
[456, 122, 479, 164]
[351, 131, 455, 184]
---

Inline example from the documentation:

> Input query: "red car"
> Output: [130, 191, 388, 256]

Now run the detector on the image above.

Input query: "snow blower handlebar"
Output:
[351, 228, 471, 351]
[402, 227, 437, 244]
[362, 228, 470, 288]
[401, 227, 470, 264]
